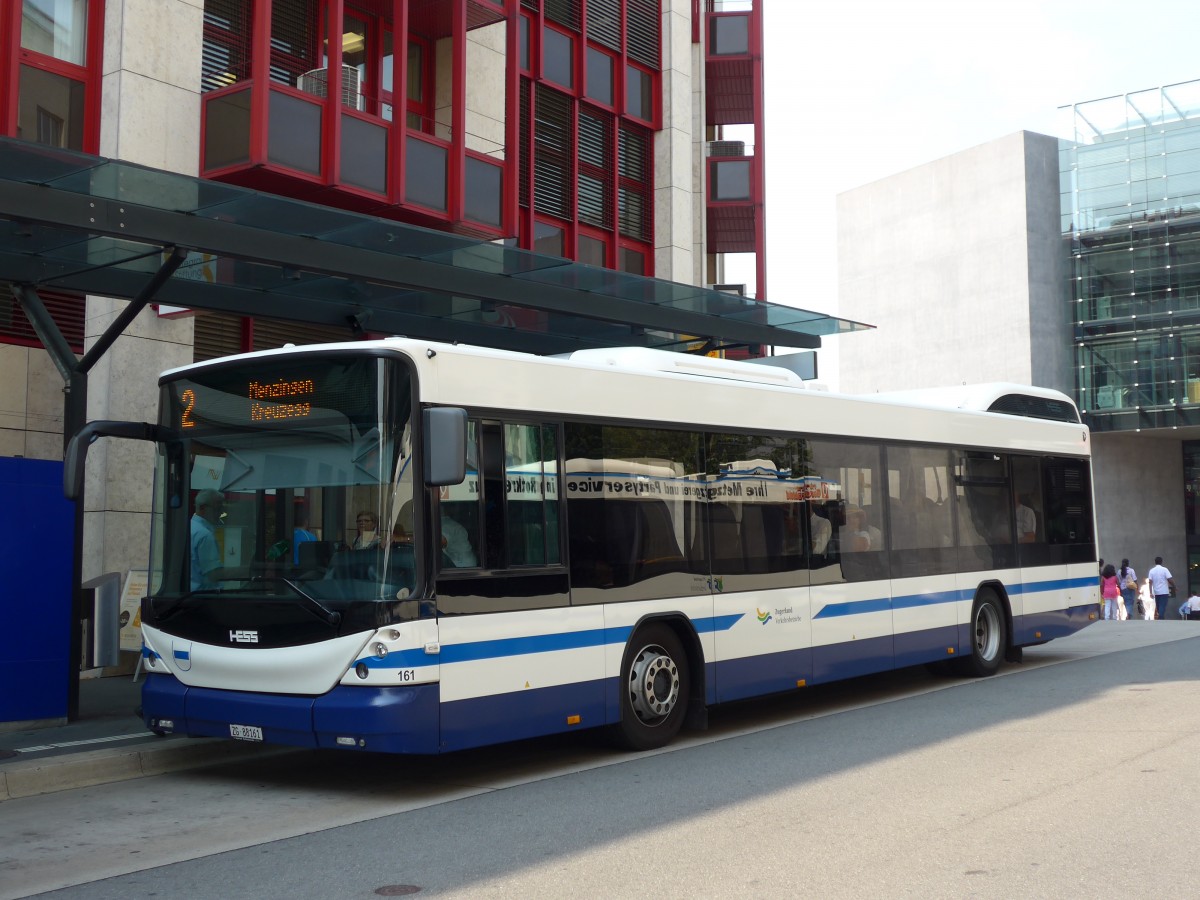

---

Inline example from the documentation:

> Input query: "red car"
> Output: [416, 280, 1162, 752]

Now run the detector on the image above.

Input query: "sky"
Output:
[754, 0, 1200, 322]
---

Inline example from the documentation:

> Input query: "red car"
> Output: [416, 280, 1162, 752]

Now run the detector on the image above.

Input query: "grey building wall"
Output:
[836, 131, 1072, 395]
[1024, 134, 1073, 391]
[1091, 432, 1186, 617]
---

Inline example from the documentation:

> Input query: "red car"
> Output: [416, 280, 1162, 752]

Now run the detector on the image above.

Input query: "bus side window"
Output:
[480, 421, 506, 568]
[505, 422, 560, 566]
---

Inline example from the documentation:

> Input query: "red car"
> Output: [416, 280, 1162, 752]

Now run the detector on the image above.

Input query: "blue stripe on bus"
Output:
[813, 596, 902, 619]
[1007, 576, 1096, 595]
[355, 613, 745, 669]
[815, 576, 1097, 620]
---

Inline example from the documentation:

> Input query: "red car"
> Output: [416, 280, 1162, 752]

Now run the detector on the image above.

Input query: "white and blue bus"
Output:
[67, 339, 1098, 753]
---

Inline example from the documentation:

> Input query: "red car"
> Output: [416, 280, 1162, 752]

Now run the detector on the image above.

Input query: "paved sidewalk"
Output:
[0, 673, 285, 802]
[2, 619, 1197, 802]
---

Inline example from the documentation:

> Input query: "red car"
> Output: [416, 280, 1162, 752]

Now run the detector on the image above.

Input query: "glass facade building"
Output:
[1061, 80, 1200, 431]
[1061, 79, 1200, 594]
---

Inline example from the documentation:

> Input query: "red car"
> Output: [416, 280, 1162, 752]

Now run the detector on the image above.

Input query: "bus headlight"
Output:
[373, 642, 388, 659]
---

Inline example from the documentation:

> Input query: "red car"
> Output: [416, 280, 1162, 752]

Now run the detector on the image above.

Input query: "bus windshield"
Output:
[145, 353, 420, 638]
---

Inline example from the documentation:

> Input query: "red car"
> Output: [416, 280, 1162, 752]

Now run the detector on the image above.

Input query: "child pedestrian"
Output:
[1139, 577, 1156, 620]
[1100, 563, 1121, 620]
[1119, 559, 1138, 621]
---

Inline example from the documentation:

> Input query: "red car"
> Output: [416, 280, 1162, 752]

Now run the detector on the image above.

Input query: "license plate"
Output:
[229, 724, 263, 741]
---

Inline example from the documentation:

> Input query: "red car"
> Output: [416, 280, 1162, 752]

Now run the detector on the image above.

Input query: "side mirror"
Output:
[64, 421, 172, 500]
[423, 407, 467, 486]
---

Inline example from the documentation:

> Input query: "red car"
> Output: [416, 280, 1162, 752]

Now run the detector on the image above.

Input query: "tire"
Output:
[957, 591, 1007, 677]
[612, 623, 690, 751]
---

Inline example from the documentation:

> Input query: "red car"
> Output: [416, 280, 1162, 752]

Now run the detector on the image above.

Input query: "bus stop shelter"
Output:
[0, 136, 868, 720]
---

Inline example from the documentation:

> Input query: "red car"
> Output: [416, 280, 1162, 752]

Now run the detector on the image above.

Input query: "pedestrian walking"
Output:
[1139, 577, 1156, 619]
[1119, 559, 1138, 620]
[1148, 557, 1176, 620]
[1100, 563, 1121, 621]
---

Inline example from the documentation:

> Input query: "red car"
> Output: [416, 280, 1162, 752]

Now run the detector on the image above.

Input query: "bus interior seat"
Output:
[634, 499, 685, 579]
[568, 498, 639, 587]
[709, 502, 745, 574]
[742, 504, 784, 573]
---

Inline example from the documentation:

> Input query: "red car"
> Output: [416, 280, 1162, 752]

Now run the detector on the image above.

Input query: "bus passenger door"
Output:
[808, 442, 893, 683]
[434, 420, 602, 752]
[704, 437, 815, 703]
[1013, 456, 1093, 642]
[709, 498, 813, 703]
[887, 448, 959, 669]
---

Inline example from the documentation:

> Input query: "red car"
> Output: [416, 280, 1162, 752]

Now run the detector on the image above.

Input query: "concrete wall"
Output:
[1092, 432, 1187, 615]
[1024, 133, 1073, 395]
[690, 22, 706, 289]
[0, 345, 66, 460]
[435, 23, 507, 158]
[836, 131, 1068, 395]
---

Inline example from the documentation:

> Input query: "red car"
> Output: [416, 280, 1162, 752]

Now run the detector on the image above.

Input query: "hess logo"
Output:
[229, 630, 259, 644]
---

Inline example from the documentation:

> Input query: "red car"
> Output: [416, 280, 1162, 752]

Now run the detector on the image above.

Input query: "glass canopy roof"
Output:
[0, 138, 870, 356]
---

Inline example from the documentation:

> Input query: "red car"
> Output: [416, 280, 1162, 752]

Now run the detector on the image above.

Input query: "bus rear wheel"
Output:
[612, 623, 689, 751]
[958, 592, 1007, 677]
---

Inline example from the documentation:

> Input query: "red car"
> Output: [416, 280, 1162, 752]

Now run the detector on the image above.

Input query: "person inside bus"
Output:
[292, 505, 317, 565]
[441, 513, 477, 567]
[809, 507, 832, 557]
[352, 511, 380, 549]
[843, 506, 880, 552]
[190, 489, 225, 590]
[1015, 493, 1037, 543]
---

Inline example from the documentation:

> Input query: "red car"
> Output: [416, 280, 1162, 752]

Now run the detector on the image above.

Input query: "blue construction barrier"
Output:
[0, 457, 74, 724]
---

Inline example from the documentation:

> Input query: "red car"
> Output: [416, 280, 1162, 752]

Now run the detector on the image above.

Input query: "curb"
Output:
[0, 737, 290, 802]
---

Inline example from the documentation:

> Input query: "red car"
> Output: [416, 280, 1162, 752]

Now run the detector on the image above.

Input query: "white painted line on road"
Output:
[15, 732, 155, 754]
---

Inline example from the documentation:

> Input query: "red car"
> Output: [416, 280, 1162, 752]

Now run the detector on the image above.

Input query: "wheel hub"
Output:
[974, 603, 1001, 661]
[628, 645, 679, 722]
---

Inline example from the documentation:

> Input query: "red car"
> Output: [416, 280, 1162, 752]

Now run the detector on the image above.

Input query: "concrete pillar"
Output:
[654, 0, 694, 285]
[82, 0, 202, 581]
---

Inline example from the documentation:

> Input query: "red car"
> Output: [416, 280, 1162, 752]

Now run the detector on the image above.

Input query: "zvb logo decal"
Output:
[756, 608, 773, 625]
[229, 630, 259, 644]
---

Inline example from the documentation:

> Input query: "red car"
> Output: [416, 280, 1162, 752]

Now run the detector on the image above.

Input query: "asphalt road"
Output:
[4, 621, 1200, 899]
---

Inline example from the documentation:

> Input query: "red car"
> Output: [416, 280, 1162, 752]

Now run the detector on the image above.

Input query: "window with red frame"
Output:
[12, 0, 102, 152]
[516, 1, 659, 274]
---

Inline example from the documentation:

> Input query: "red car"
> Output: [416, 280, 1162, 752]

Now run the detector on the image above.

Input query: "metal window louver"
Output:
[545, 0, 582, 32]
[586, 0, 621, 53]
[625, 0, 660, 70]
[534, 85, 574, 220]
[202, 0, 253, 93]
[578, 108, 613, 228]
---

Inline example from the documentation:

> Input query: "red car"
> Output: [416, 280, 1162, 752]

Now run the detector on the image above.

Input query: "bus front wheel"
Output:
[959, 592, 1007, 677]
[612, 623, 690, 751]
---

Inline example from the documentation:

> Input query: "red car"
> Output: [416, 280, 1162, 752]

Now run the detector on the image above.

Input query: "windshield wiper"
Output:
[152, 580, 341, 627]
[276, 577, 342, 627]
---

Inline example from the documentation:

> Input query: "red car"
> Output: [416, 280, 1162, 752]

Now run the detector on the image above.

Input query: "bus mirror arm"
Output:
[64, 421, 175, 500]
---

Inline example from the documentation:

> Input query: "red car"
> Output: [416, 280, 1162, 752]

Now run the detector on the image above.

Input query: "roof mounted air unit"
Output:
[297, 64, 361, 110]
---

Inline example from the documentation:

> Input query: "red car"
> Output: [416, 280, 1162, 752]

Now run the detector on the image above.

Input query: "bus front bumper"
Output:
[141, 673, 441, 755]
